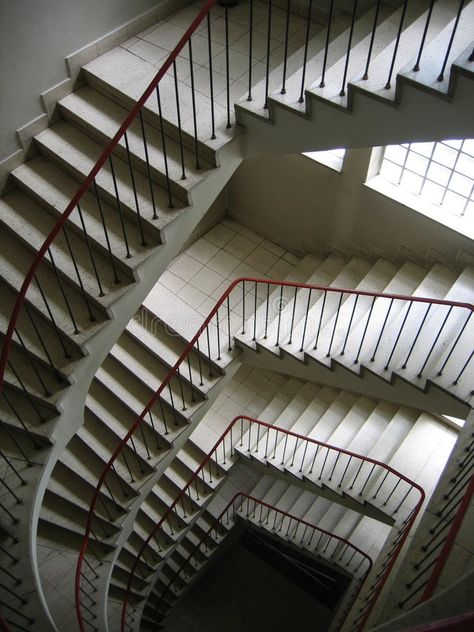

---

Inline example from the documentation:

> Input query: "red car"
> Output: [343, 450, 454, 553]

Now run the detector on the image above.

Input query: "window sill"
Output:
[365, 175, 474, 241]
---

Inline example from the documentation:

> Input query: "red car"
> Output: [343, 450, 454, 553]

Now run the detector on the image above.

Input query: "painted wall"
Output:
[226, 149, 474, 266]
[0, 0, 188, 161]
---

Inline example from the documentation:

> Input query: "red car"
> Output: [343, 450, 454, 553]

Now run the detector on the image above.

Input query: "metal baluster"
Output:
[438, 0, 466, 81]
[413, 0, 435, 71]
[225, 5, 231, 127]
[327, 292, 344, 357]
[329, 452, 341, 481]
[318, 448, 331, 479]
[338, 455, 353, 488]
[264, 0, 273, 109]
[384, 302, 413, 370]
[2, 392, 41, 448]
[275, 285, 284, 346]
[299, 288, 312, 351]
[206, 326, 213, 376]
[25, 292, 70, 360]
[227, 295, 232, 351]
[123, 132, 147, 246]
[313, 290, 327, 350]
[108, 156, 135, 261]
[359, 463, 377, 496]
[287, 286, 298, 344]
[196, 337, 204, 386]
[76, 203, 105, 296]
[437, 311, 471, 375]
[0, 418, 34, 463]
[299, 440, 309, 472]
[188, 39, 201, 169]
[207, 13, 217, 139]
[319, 0, 335, 88]
[363, 0, 382, 79]
[401, 303, 432, 369]
[155, 86, 174, 207]
[340, 0, 359, 96]
[370, 297, 393, 361]
[173, 61, 187, 180]
[92, 182, 120, 282]
[44, 252, 80, 332]
[264, 284, 270, 338]
[7, 360, 45, 421]
[247, 0, 254, 101]
[241, 280, 246, 334]
[417, 305, 453, 378]
[299, 0, 314, 102]
[452, 349, 474, 386]
[216, 308, 221, 361]
[14, 327, 54, 394]
[372, 471, 390, 499]
[309, 444, 320, 474]
[281, 0, 292, 94]
[385, 0, 409, 90]
[252, 282, 258, 341]
[341, 294, 359, 356]
[138, 110, 158, 220]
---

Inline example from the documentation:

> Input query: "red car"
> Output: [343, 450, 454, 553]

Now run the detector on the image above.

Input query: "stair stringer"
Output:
[236, 63, 474, 158]
[235, 342, 470, 419]
[19, 135, 245, 632]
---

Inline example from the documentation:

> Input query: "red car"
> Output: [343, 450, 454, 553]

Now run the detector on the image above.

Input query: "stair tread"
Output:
[12, 156, 151, 266]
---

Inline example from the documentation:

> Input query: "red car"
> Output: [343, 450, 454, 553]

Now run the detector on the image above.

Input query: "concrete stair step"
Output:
[109, 332, 204, 417]
[0, 189, 131, 311]
[0, 221, 108, 345]
[0, 383, 56, 443]
[12, 155, 158, 267]
[353, 0, 473, 100]
[82, 46, 236, 159]
[125, 309, 217, 397]
[59, 86, 215, 204]
[34, 121, 177, 238]
[87, 378, 171, 458]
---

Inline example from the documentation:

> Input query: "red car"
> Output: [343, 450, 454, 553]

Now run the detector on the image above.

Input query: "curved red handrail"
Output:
[0, 0, 218, 396]
[420, 474, 474, 602]
[120, 413, 424, 630]
[399, 610, 474, 632]
[155, 492, 373, 625]
[0, 613, 11, 632]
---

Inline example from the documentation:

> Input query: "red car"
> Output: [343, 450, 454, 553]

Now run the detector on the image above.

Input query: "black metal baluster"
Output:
[327, 292, 344, 357]
[402, 304, 432, 369]
[248, 0, 254, 101]
[275, 285, 284, 346]
[188, 39, 201, 169]
[24, 292, 70, 362]
[207, 14, 217, 139]
[173, 61, 187, 180]
[287, 286, 298, 344]
[385, 0, 409, 90]
[216, 308, 221, 361]
[155, 86, 174, 208]
[252, 282, 258, 341]
[413, 0, 435, 71]
[341, 294, 359, 356]
[384, 303, 413, 371]
[7, 360, 45, 421]
[264, 284, 270, 338]
[123, 132, 147, 246]
[363, 0, 382, 79]
[0, 418, 34, 462]
[452, 349, 474, 386]
[264, 0, 273, 109]
[299, 0, 314, 102]
[313, 290, 327, 350]
[340, 0, 359, 96]
[226, 295, 232, 351]
[299, 288, 312, 351]
[93, 181, 120, 282]
[437, 311, 471, 375]
[76, 203, 105, 296]
[2, 392, 41, 448]
[108, 157, 133, 259]
[138, 110, 158, 220]
[241, 280, 246, 334]
[225, 5, 231, 128]
[14, 328, 53, 394]
[43, 253, 79, 333]
[371, 298, 394, 361]
[438, 0, 466, 81]
[61, 225, 96, 321]
[319, 0, 335, 89]
[354, 296, 375, 364]
[281, 0, 292, 94]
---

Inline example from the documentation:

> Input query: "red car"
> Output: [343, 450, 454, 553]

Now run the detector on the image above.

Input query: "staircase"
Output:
[0, 0, 473, 631]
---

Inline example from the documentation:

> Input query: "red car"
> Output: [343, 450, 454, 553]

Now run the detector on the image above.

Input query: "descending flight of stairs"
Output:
[1, 0, 473, 631]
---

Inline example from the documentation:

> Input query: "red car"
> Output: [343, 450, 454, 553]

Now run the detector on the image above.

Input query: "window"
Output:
[303, 148, 345, 172]
[379, 139, 474, 218]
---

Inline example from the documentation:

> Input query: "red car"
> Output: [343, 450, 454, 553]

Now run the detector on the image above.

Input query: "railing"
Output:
[72, 274, 474, 631]
[0, 0, 470, 630]
[399, 610, 474, 632]
[118, 413, 423, 632]
[150, 493, 373, 627]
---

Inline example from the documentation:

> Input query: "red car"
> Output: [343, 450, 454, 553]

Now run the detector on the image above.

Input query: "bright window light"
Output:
[303, 148, 346, 172]
[379, 139, 474, 218]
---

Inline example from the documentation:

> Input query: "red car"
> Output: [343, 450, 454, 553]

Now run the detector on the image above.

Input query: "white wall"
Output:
[226, 149, 474, 266]
[0, 0, 190, 161]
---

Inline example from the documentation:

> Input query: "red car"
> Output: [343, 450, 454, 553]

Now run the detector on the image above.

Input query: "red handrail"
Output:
[420, 474, 474, 602]
[0, 613, 11, 632]
[119, 413, 424, 631]
[0, 0, 218, 396]
[154, 492, 373, 623]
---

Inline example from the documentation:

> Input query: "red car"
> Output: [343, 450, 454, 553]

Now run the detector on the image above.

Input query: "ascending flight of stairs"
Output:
[1, 0, 473, 630]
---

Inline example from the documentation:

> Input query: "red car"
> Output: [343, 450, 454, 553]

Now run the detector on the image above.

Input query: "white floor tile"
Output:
[205, 223, 236, 247]
[224, 233, 258, 259]
[207, 249, 241, 276]
[168, 252, 203, 281]
[189, 266, 226, 295]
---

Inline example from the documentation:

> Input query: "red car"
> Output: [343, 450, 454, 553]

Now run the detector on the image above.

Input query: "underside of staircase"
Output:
[0, 1, 473, 631]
